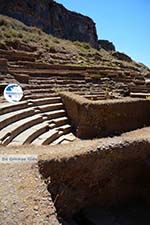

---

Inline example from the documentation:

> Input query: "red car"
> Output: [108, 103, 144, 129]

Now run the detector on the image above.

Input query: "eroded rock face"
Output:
[112, 51, 132, 62]
[0, 0, 99, 48]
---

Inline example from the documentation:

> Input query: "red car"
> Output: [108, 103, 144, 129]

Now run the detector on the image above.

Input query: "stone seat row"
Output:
[0, 96, 75, 146]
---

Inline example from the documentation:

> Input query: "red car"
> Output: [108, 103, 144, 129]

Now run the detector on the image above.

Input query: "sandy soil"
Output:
[0, 152, 60, 225]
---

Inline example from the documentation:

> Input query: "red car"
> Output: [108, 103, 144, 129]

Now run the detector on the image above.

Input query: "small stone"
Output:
[19, 208, 24, 212]
[34, 205, 39, 211]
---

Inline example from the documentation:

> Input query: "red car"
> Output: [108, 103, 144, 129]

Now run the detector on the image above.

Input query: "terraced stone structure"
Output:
[0, 42, 150, 143]
[0, 47, 150, 146]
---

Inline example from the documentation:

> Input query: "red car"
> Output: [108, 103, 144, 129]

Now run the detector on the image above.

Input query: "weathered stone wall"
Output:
[0, 0, 98, 48]
[61, 92, 150, 138]
[39, 136, 150, 218]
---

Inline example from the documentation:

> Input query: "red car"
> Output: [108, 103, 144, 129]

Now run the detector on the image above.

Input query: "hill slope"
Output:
[0, 14, 149, 74]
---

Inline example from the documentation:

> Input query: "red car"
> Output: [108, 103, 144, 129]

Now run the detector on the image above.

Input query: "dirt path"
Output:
[121, 126, 150, 139]
[0, 154, 60, 225]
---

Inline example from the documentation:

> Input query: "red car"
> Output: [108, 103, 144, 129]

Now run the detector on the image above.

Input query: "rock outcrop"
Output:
[98, 39, 116, 51]
[0, 0, 98, 48]
[112, 51, 132, 62]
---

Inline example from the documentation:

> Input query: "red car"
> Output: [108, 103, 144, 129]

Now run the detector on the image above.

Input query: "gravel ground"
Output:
[0, 154, 60, 225]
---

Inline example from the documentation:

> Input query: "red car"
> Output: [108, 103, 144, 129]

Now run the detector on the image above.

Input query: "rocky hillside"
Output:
[0, 0, 98, 48]
[0, 14, 149, 72]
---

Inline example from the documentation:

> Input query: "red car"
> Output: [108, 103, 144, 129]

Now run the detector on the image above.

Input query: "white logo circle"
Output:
[4, 84, 23, 103]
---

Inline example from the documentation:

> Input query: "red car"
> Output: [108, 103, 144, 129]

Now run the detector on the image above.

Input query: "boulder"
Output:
[112, 51, 132, 62]
[98, 39, 116, 51]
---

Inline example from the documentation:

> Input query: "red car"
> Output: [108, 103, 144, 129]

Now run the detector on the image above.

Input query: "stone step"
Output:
[46, 109, 66, 120]
[32, 129, 59, 145]
[51, 133, 76, 145]
[0, 107, 35, 130]
[30, 89, 56, 94]
[0, 98, 64, 129]
[24, 93, 59, 100]
[28, 83, 88, 89]
[29, 77, 86, 85]
[130, 92, 149, 98]
[0, 106, 67, 145]
[0, 101, 28, 115]
[32, 124, 71, 145]
[56, 84, 93, 89]
[54, 87, 92, 92]
[0, 49, 38, 62]
[54, 80, 86, 84]
[145, 79, 150, 84]
[0, 114, 43, 145]
[112, 78, 133, 83]
[130, 88, 150, 93]
[9, 61, 83, 70]
[57, 124, 71, 133]
[133, 75, 145, 80]
[34, 103, 63, 113]
[0, 58, 8, 65]
[0, 74, 14, 78]
[28, 84, 56, 89]
[30, 75, 85, 81]
[133, 80, 145, 85]
[9, 121, 50, 145]
[129, 84, 150, 89]
[9, 61, 56, 69]
[9, 68, 86, 77]
[29, 78, 56, 83]
[8, 62, 122, 72]
[26, 97, 61, 106]
[29, 75, 85, 80]
[52, 116, 69, 126]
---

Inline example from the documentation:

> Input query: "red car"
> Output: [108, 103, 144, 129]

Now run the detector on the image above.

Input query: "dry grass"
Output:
[0, 17, 96, 65]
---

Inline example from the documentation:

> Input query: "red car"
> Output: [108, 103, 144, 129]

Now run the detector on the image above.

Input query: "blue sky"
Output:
[56, 0, 150, 67]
